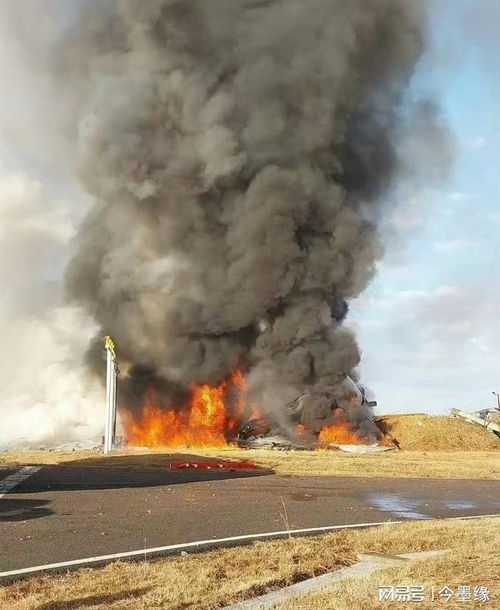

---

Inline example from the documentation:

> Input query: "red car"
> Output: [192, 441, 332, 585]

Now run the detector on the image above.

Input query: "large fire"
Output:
[122, 371, 382, 449]
[122, 370, 255, 448]
[318, 420, 365, 445]
[318, 414, 392, 447]
[316, 403, 366, 445]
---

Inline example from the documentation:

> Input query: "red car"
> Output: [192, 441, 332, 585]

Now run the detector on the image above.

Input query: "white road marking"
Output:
[0, 466, 41, 499]
[0, 513, 498, 580]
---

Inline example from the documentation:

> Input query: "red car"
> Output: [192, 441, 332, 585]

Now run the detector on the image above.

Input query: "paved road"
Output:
[0, 465, 499, 572]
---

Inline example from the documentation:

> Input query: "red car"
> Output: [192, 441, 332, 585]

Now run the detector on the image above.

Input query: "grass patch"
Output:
[275, 520, 499, 609]
[1, 448, 499, 479]
[1, 518, 498, 610]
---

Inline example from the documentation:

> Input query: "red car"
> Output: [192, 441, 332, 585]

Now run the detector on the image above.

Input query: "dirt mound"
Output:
[376, 414, 500, 450]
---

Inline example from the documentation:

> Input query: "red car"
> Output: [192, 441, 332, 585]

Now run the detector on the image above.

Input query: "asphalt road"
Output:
[1, 464, 499, 572]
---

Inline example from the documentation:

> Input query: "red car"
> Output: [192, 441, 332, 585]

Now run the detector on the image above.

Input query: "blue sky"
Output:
[350, 0, 500, 414]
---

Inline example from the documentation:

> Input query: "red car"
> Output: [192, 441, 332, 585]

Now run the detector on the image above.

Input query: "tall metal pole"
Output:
[112, 358, 118, 441]
[104, 336, 117, 454]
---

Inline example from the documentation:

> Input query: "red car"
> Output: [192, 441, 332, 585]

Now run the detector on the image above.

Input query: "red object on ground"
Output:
[170, 460, 258, 470]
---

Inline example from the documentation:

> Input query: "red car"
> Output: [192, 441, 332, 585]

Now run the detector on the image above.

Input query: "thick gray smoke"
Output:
[65, 0, 429, 431]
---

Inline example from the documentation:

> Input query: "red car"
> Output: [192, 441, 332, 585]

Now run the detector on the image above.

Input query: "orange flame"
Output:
[318, 418, 365, 445]
[123, 370, 255, 448]
[123, 372, 383, 449]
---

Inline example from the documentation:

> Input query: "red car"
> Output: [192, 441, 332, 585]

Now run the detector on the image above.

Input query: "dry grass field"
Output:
[276, 519, 500, 609]
[1, 447, 499, 479]
[376, 414, 500, 451]
[1, 517, 498, 610]
[2, 414, 498, 479]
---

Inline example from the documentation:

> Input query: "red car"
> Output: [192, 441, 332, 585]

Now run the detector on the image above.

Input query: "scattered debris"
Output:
[331, 444, 396, 454]
[237, 419, 272, 440]
[0, 439, 101, 453]
[451, 408, 500, 438]
[235, 391, 390, 451]
[235, 416, 317, 450]
[235, 436, 314, 451]
[170, 460, 258, 470]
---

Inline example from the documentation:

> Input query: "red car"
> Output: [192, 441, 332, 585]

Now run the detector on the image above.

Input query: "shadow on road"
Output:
[0, 498, 54, 521]
[6, 452, 274, 494]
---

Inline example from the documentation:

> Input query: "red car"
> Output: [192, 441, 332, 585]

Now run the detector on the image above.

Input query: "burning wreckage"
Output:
[120, 365, 392, 453]
[236, 375, 385, 450]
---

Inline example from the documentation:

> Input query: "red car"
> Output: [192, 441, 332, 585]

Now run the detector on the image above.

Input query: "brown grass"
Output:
[275, 520, 500, 609]
[376, 414, 500, 451]
[1, 447, 499, 479]
[1, 517, 498, 610]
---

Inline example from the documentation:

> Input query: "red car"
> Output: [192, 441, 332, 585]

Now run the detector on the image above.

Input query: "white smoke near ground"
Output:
[0, 2, 104, 447]
[0, 169, 103, 447]
[0, 309, 102, 448]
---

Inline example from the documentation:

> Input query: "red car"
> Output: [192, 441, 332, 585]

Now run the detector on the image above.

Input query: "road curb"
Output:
[221, 550, 450, 610]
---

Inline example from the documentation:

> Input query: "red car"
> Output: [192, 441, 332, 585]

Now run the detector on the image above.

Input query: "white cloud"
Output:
[433, 239, 476, 253]
[433, 285, 463, 297]
[464, 136, 486, 151]
[447, 191, 477, 204]
[352, 282, 500, 414]
[397, 289, 428, 301]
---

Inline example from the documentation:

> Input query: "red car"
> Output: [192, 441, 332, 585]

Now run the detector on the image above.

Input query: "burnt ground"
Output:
[0, 465, 499, 573]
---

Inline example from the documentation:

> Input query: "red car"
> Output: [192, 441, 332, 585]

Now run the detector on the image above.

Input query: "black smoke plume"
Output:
[65, 0, 430, 430]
